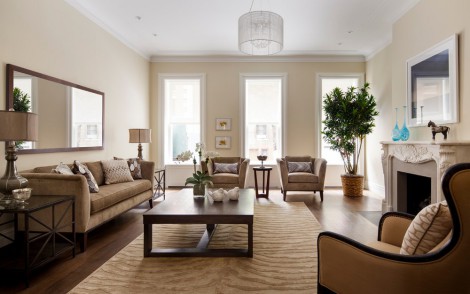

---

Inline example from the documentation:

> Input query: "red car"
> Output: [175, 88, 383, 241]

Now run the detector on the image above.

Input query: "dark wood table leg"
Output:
[254, 170, 260, 197]
[248, 223, 253, 257]
[144, 224, 152, 257]
[266, 169, 271, 198]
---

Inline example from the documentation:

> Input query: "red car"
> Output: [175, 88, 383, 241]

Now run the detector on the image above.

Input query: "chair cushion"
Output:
[400, 201, 453, 255]
[367, 241, 401, 254]
[288, 172, 319, 183]
[211, 173, 239, 184]
[101, 159, 134, 184]
[213, 162, 238, 174]
[287, 161, 312, 173]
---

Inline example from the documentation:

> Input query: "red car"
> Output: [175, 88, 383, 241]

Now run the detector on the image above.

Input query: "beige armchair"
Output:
[277, 156, 327, 201]
[317, 162, 470, 293]
[201, 157, 250, 189]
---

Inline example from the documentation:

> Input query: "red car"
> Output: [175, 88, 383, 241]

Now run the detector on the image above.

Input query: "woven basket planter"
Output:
[341, 174, 364, 197]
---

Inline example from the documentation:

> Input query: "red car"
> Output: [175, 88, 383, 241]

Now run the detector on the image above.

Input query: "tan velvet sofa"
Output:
[21, 160, 155, 251]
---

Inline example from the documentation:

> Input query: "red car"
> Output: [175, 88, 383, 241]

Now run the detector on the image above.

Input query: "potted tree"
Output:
[322, 83, 379, 197]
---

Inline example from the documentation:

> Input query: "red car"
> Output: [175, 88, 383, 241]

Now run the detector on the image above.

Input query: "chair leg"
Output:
[320, 190, 324, 202]
[78, 233, 88, 252]
[283, 190, 287, 201]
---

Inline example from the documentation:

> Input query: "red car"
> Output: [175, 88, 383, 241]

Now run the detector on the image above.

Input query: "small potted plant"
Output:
[322, 83, 378, 197]
[180, 143, 214, 196]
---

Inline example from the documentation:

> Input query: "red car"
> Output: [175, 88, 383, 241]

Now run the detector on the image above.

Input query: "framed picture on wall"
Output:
[215, 136, 231, 149]
[216, 118, 231, 131]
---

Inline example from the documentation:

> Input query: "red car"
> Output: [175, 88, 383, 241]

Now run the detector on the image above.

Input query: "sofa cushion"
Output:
[101, 159, 134, 184]
[288, 172, 319, 183]
[52, 162, 74, 175]
[287, 161, 312, 173]
[86, 161, 105, 186]
[34, 165, 63, 173]
[90, 179, 151, 214]
[400, 201, 452, 255]
[213, 162, 238, 174]
[72, 160, 100, 193]
[114, 157, 142, 179]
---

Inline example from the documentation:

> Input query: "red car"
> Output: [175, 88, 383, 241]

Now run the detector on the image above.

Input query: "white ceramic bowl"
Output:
[12, 188, 32, 203]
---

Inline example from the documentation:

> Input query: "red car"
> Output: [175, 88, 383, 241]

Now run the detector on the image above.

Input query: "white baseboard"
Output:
[367, 181, 385, 198]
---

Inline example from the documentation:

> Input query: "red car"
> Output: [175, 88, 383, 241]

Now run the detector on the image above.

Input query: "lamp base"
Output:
[0, 141, 29, 203]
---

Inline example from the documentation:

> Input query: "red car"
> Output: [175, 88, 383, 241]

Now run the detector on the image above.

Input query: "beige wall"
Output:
[0, 0, 150, 171]
[150, 61, 365, 186]
[366, 0, 470, 195]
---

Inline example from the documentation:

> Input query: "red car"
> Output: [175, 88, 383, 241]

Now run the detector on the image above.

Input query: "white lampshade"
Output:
[238, 10, 283, 55]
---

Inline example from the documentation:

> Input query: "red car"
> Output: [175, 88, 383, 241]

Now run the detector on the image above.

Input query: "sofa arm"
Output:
[276, 158, 288, 188]
[140, 160, 155, 187]
[378, 212, 414, 247]
[20, 173, 91, 233]
[238, 158, 250, 188]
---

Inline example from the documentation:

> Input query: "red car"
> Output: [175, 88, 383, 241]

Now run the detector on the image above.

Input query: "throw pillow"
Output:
[400, 201, 453, 255]
[72, 160, 100, 193]
[101, 159, 134, 184]
[114, 157, 142, 179]
[52, 162, 74, 175]
[213, 162, 238, 174]
[287, 161, 312, 173]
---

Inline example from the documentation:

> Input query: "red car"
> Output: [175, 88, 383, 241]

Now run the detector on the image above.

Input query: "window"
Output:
[160, 75, 205, 164]
[319, 76, 362, 165]
[242, 75, 285, 164]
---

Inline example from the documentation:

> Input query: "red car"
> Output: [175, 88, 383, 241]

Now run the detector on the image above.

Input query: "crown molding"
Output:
[150, 55, 365, 63]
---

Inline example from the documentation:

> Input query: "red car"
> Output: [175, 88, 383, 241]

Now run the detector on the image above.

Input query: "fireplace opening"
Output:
[397, 172, 431, 215]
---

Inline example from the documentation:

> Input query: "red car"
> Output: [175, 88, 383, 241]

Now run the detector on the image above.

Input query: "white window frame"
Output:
[158, 73, 206, 166]
[240, 73, 287, 164]
[317, 73, 364, 166]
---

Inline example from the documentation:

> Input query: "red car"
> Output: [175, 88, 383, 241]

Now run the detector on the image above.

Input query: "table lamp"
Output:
[129, 128, 151, 160]
[0, 110, 38, 201]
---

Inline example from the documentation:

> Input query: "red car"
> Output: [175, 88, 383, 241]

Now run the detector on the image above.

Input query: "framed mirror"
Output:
[6, 64, 104, 154]
[407, 34, 459, 127]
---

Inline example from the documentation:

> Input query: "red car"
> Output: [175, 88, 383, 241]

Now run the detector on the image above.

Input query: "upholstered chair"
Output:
[277, 156, 327, 201]
[317, 162, 470, 293]
[201, 157, 250, 189]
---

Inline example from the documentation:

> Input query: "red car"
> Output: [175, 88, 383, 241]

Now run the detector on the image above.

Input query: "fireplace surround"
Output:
[381, 141, 470, 213]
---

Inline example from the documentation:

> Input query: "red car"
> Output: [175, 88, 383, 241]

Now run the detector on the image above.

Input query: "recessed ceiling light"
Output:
[348, 30, 353, 34]
[135, 16, 142, 21]
[153, 33, 158, 37]
[338, 42, 342, 46]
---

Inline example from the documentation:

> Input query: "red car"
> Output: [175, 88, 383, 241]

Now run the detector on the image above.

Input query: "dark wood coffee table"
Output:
[143, 188, 255, 258]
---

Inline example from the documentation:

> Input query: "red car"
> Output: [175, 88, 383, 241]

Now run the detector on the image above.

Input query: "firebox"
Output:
[397, 172, 431, 215]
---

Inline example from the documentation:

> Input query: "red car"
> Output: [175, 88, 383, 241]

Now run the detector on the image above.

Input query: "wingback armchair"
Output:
[277, 156, 327, 201]
[317, 162, 470, 293]
[201, 157, 250, 189]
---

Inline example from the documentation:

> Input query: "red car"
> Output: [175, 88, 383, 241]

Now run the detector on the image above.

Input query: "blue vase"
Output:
[392, 108, 401, 141]
[400, 106, 410, 141]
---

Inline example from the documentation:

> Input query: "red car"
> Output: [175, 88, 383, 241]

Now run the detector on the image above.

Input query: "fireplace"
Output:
[397, 172, 431, 215]
[381, 141, 470, 213]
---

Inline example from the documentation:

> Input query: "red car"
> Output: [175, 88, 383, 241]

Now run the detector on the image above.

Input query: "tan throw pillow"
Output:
[400, 201, 453, 255]
[113, 157, 142, 179]
[52, 162, 74, 175]
[287, 161, 312, 173]
[72, 160, 100, 193]
[101, 159, 134, 184]
[213, 162, 238, 174]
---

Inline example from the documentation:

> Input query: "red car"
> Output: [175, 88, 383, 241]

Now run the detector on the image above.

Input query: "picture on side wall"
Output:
[216, 118, 232, 131]
[215, 136, 231, 149]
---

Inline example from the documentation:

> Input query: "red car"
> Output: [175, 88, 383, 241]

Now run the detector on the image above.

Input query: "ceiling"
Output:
[65, 0, 421, 60]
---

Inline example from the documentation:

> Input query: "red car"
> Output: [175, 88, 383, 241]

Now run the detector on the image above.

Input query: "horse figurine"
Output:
[428, 120, 450, 140]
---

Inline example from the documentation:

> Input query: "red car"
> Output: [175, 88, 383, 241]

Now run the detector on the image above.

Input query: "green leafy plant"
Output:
[13, 87, 32, 149]
[184, 171, 213, 186]
[322, 83, 379, 175]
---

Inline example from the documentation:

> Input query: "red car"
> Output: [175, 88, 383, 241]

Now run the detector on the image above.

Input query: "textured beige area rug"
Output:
[70, 198, 321, 293]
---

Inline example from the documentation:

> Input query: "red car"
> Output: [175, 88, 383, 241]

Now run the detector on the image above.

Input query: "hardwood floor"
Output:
[0, 188, 383, 293]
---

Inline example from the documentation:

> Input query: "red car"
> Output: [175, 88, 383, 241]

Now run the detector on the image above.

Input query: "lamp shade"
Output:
[0, 110, 38, 141]
[129, 129, 151, 143]
[239, 10, 283, 55]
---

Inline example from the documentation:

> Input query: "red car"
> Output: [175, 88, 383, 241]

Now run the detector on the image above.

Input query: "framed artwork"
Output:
[216, 118, 231, 131]
[215, 136, 231, 149]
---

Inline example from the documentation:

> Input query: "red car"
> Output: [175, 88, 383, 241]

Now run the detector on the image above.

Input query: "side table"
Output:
[153, 168, 166, 200]
[0, 195, 75, 287]
[253, 166, 272, 198]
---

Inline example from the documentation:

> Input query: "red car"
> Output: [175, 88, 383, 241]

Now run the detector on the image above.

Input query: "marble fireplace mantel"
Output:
[381, 141, 470, 213]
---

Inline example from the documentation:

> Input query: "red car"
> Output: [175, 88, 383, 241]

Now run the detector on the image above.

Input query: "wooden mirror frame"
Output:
[6, 64, 105, 154]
